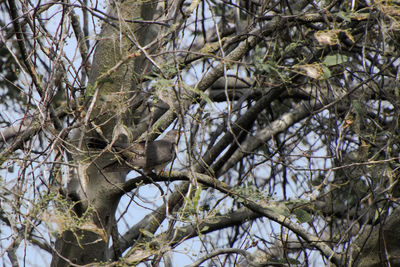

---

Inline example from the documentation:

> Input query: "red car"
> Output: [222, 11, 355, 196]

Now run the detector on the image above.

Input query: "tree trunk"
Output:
[51, 1, 158, 265]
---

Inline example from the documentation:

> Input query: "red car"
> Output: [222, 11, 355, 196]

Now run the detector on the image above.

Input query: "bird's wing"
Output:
[99, 133, 177, 172]
[145, 140, 175, 169]
[103, 161, 134, 172]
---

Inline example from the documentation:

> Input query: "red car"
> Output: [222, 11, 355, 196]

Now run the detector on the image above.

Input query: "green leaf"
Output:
[293, 209, 312, 223]
[337, 11, 352, 22]
[192, 186, 202, 208]
[269, 206, 291, 217]
[283, 42, 301, 54]
[201, 226, 210, 232]
[322, 65, 331, 79]
[140, 229, 154, 238]
[323, 54, 348, 66]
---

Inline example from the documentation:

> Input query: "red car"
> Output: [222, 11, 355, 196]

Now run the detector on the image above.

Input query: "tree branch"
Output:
[215, 101, 323, 176]
[119, 170, 342, 264]
[184, 248, 251, 267]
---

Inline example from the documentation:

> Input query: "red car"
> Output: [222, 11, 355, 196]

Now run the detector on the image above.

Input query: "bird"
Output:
[87, 130, 180, 174]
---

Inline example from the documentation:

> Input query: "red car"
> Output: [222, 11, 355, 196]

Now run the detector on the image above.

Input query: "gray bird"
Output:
[89, 130, 180, 174]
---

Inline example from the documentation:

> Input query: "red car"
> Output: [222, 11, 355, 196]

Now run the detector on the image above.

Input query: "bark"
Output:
[353, 207, 400, 267]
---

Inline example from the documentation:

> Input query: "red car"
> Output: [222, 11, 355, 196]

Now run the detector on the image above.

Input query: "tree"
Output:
[1, 0, 400, 266]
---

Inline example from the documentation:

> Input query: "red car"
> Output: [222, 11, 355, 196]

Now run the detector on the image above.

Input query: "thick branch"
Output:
[215, 101, 323, 176]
